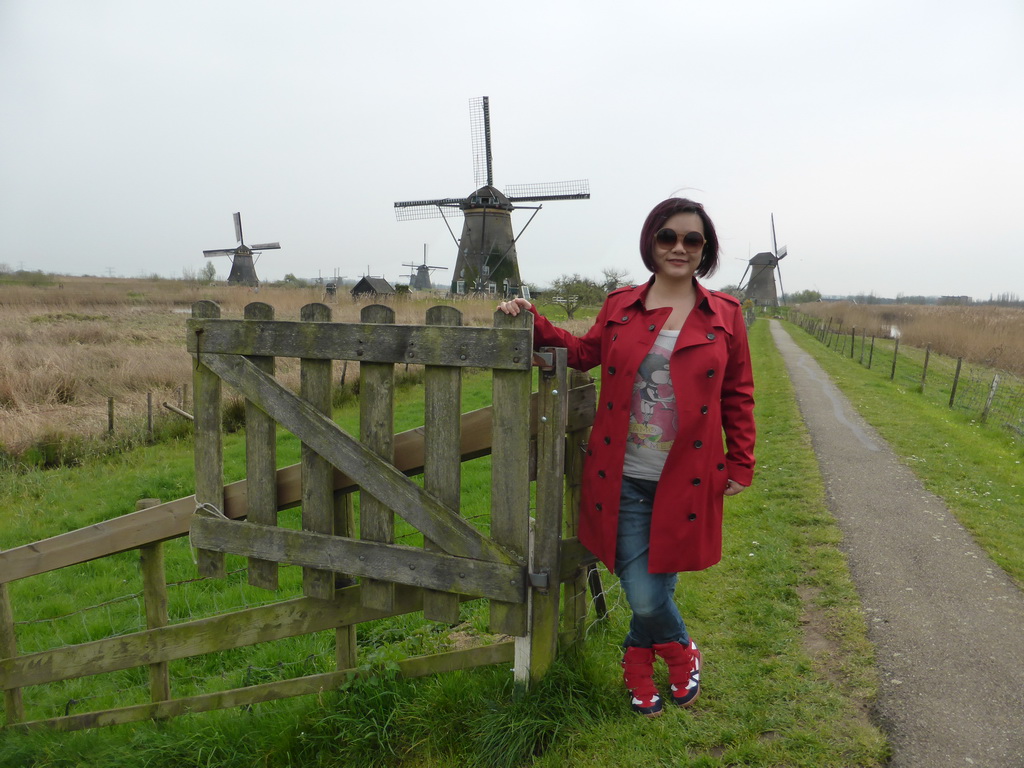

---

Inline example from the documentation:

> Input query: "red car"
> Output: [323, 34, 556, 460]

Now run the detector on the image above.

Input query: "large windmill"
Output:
[202, 212, 281, 286]
[394, 96, 589, 297]
[403, 245, 449, 291]
[739, 214, 788, 306]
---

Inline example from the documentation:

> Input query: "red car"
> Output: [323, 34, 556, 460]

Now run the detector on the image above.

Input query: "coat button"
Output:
[701, 405, 709, 414]
[717, 463, 726, 471]
[621, 316, 629, 322]
[688, 513, 698, 521]
[691, 478, 701, 486]
[693, 440, 703, 449]
[608, 366, 616, 375]
[598, 470, 606, 478]
[706, 369, 715, 378]
[606, 401, 613, 409]
[648, 324, 656, 331]
[706, 333, 716, 340]
[604, 436, 611, 445]
[612, 333, 618, 341]
[587, 449, 593, 456]
[596, 503, 603, 511]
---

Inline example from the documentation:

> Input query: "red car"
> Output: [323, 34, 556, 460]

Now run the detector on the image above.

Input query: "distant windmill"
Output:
[394, 96, 590, 297]
[403, 245, 449, 291]
[202, 212, 281, 286]
[739, 214, 788, 306]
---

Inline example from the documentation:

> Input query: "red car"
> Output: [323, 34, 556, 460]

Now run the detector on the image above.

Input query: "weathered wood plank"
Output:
[244, 302, 279, 591]
[191, 300, 225, 578]
[518, 348, 567, 685]
[185, 319, 533, 370]
[0, 585, 427, 691]
[0, 387, 595, 585]
[300, 303, 335, 600]
[0, 579, 24, 724]
[196, 352, 519, 566]
[489, 310, 533, 637]
[335, 492, 358, 671]
[137, 498, 171, 704]
[423, 305, 463, 623]
[562, 369, 593, 636]
[10, 641, 516, 733]
[359, 304, 397, 611]
[189, 516, 525, 602]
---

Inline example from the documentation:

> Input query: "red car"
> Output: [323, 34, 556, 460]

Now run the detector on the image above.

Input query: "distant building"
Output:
[938, 295, 971, 306]
[350, 277, 395, 298]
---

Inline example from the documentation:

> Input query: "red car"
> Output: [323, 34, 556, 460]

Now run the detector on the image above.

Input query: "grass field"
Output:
[1, 319, 892, 767]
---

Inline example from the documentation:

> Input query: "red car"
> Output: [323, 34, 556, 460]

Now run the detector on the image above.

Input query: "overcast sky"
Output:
[2, 0, 1022, 300]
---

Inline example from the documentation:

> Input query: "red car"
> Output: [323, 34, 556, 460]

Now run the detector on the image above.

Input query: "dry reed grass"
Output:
[0, 276, 503, 454]
[794, 302, 1024, 377]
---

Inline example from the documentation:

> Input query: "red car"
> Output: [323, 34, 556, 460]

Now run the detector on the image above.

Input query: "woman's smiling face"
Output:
[651, 211, 705, 282]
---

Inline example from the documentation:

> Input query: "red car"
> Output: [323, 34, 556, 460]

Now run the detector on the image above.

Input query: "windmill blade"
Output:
[777, 261, 786, 305]
[234, 212, 243, 244]
[505, 179, 590, 202]
[203, 248, 237, 258]
[776, 245, 787, 260]
[470, 96, 493, 188]
[770, 213, 778, 257]
[737, 264, 751, 290]
[249, 242, 281, 250]
[393, 198, 466, 221]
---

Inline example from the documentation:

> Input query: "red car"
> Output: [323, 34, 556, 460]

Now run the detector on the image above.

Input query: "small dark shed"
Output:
[350, 277, 396, 298]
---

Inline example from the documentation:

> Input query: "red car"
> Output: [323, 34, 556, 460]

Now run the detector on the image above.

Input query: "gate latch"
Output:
[528, 571, 550, 591]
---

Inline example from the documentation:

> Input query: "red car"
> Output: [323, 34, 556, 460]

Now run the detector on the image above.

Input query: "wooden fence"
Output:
[0, 301, 601, 731]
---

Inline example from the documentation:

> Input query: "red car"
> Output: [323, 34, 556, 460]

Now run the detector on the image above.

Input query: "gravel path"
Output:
[770, 321, 1024, 768]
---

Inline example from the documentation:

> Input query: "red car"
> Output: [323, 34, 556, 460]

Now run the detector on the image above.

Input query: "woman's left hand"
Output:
[723, 479, 747, 496]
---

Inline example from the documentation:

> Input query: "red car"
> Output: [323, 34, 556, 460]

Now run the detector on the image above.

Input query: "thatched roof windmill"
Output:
[393, 97, 590, 297]
[202, 212, 280, 286]
[739, 214, 788, 306]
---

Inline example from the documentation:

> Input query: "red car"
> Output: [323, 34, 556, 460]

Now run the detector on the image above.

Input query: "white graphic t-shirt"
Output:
[622, 330, 679, 480]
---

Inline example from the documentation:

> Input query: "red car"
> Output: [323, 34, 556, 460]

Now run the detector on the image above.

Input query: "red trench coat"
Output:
[529, 279, 755, 574]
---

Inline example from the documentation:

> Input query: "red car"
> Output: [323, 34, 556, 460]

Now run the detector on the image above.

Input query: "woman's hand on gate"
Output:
[497, 297, 533, 316]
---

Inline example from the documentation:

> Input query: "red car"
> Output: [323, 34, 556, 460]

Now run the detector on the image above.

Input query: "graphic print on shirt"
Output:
[627, 337, 678, 451]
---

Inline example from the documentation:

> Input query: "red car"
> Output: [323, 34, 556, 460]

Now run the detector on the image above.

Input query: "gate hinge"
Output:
[528, 571, 550, 590]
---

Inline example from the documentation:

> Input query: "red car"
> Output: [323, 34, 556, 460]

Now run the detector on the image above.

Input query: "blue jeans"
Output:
[615, 475, 689, 648]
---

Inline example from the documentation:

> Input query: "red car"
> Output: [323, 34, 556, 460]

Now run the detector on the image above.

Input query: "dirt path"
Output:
[770, 321, 1024, 768]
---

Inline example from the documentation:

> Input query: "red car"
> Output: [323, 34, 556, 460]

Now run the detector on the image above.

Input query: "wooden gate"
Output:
[186, 299, 595, 687]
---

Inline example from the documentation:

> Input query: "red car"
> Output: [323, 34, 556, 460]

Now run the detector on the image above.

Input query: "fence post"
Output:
[490, 309, 533, 639]
[192, 300, 226, 578]
[860, 331, 866, 365]
[519, 346, 568, 686]
[359, 304, 396, 611]
[920, 344, 931, 392]
[890, 337, 900, 381]
[244, 302, 279, 591]
[868, 336, 876, 369]
[949, 358, 963, 408]
[422, 305, 463, 624]
[147, 392, 154, 441]
[108, 396, 114, 434]
[137, 498, 170, 704]
[0, 578, 24, 725]
[301, 303, 336, 601]
[982, 374, 1000, 423]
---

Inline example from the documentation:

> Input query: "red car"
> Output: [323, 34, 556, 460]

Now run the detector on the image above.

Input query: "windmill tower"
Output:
[739, 214, 788, 306]
[403, 245, 448, 291]
[202, 212, 281, 286]
[394, 97, 589, 297]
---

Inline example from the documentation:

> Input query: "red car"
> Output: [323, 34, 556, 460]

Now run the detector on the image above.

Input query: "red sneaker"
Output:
[622, 646, 663, 717]
[653, 639, 701, 707]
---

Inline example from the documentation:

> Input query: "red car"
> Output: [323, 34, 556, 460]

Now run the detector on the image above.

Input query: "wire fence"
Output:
[790, 311, 1024, 440]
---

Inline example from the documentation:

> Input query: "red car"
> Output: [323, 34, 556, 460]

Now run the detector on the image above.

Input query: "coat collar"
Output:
[618, 277, 720, 317]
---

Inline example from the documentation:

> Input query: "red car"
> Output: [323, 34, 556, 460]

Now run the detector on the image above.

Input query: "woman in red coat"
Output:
[498, 197, 755, 717]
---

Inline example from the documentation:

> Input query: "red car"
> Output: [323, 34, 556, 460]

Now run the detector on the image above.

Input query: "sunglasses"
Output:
[655, 228, 706, 251]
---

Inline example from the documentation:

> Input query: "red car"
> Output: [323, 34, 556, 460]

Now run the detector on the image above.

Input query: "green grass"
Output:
[783, 320, 1024, 587]
[0, 321, 892, 766]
